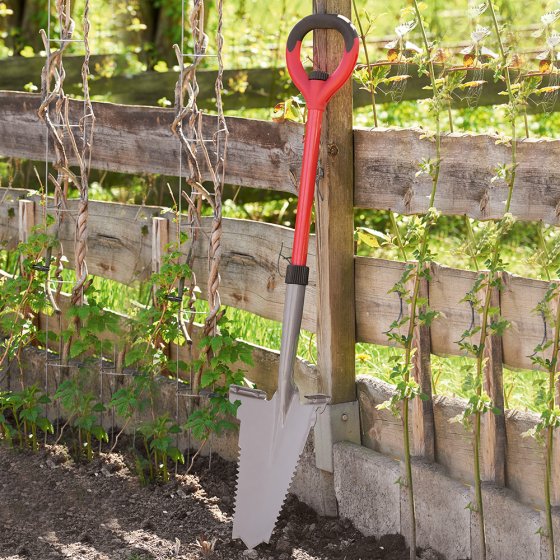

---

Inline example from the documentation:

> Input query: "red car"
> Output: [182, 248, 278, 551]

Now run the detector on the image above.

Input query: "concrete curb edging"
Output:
[332, 441, 551, 560]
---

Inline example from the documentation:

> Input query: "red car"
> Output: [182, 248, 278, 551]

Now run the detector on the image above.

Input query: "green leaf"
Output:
[36, 417, 54, 434]
[90, 425, 109, 443]
[168, 446, 184, 464]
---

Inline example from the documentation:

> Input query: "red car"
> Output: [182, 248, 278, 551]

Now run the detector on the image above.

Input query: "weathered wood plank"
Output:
[354, 128, 560, 225]
[500, 273, 550, 369]
[355, 257, 552, 371]
[0, 189, 19, 250]
[481, 275, 506, 485]
[408, 267, 435, 461]
[0, 187, 318, 332]
[0, 91, 303, 194]
[357, 376, 546, 509]
[3, 93, 560, 224]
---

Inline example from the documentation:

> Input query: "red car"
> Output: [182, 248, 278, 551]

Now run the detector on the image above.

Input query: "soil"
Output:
[0, 443, 442, 560]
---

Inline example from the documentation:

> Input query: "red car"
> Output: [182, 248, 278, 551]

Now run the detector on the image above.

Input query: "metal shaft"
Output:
[278, 283, 307, 424]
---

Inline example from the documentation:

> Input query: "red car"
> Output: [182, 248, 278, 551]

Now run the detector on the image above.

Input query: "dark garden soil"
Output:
[0, 443, 442, 560]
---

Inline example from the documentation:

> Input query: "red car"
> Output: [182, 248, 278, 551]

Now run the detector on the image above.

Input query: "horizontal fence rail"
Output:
[0, 187, 553, 372]
[2, 56, 546, 111]
[3, 93, 560, 225]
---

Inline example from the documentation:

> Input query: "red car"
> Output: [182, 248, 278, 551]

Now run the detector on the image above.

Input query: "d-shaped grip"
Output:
[287, 13, 357, 52]
[286, 14, 359, 111]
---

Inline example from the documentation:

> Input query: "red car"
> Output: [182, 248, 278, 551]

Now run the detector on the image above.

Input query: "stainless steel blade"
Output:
[230, 389, 319, 550]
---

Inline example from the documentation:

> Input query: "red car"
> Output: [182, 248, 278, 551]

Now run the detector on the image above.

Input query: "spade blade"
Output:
[230, 388, 319, 550]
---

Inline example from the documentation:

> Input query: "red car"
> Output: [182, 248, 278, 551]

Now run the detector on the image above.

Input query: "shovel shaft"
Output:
[291, 108, 323, 266]
[278, 282, 307, 422]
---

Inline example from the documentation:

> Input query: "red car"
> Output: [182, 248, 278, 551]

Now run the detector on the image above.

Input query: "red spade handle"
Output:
[285, 14, 358, 266]
[286, 14, 359, 112]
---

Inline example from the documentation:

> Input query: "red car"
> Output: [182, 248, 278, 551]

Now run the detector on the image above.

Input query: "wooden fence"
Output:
[1, 82, 560, 510]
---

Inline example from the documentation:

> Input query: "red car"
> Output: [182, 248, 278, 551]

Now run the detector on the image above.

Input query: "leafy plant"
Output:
[16, 385, 53, 451]
[526, 278, 560, 560]
[185, 320, 253, 451]
[125, 238, 192, 375]
[54, 379, 108, 461]
[61, 283, 122, 362]
[108, 373, 151, 451]
[375, 3, 444, 557]
[0, 223, 55, 369]
[137, 414, 183, 482]
[0, 386, 52, 450]
[452, 3, 521, 557]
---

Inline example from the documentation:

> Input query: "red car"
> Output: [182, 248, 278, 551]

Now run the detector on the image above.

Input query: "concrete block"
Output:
[333, 441, 401, 538]
[403, 459, 471, 560]
[481, 484, 541, 560]
[291, 432, 338, 517]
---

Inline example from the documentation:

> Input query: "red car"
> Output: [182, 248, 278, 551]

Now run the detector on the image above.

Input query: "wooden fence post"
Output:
[481, 273, 506, 485]
[314, 0, 356, 405]
[408, 264, 435, 461]
[152, 216, 169, 294]
[18, 198, 35, 280]
[18, 199, 35, 244]
[311, 0, 361, 477]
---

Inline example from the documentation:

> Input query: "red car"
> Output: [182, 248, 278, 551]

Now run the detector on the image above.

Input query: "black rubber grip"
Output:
[286, 13, 358, 53]
[309, 70, 329, 81]
[285, 264, 309, 286]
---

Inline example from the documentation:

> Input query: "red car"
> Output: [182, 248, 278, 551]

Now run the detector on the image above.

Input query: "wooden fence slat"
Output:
[408, 265, 435, 461]
[18, 199, 34, 244]
[353, 128, 560, 225]
[4, 93, 560, 225]
[0, 190, 19, 251]
[0, 92, 303, 194]
[358, 376, 546, 509]
[151, 216, 168, 297]
[481, 274, 506, 485]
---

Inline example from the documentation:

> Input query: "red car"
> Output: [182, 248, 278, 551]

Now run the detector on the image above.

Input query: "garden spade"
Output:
[229, 14, 359, 550]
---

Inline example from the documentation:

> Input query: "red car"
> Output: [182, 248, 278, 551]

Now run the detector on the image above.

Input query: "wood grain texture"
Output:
[357, 376, 546, 509]
[18, 199, 34, 243]
[0, 91, 303, 194]
[354, 128, 560, 225]
[0, 188, 319, 331]
[314, 0, 356, 404]
[481, 275, 506, 485]
[0, 189, 20, 250]
[407, 267, 435, 461]
[3, 93, 560, 224]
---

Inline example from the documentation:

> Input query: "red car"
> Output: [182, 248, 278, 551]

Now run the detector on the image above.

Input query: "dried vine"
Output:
[38, 0, 95, 359]
[171, 0, 229, 391]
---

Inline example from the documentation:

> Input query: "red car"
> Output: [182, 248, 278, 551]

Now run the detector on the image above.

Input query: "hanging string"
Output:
[38, 0, 94, 436]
